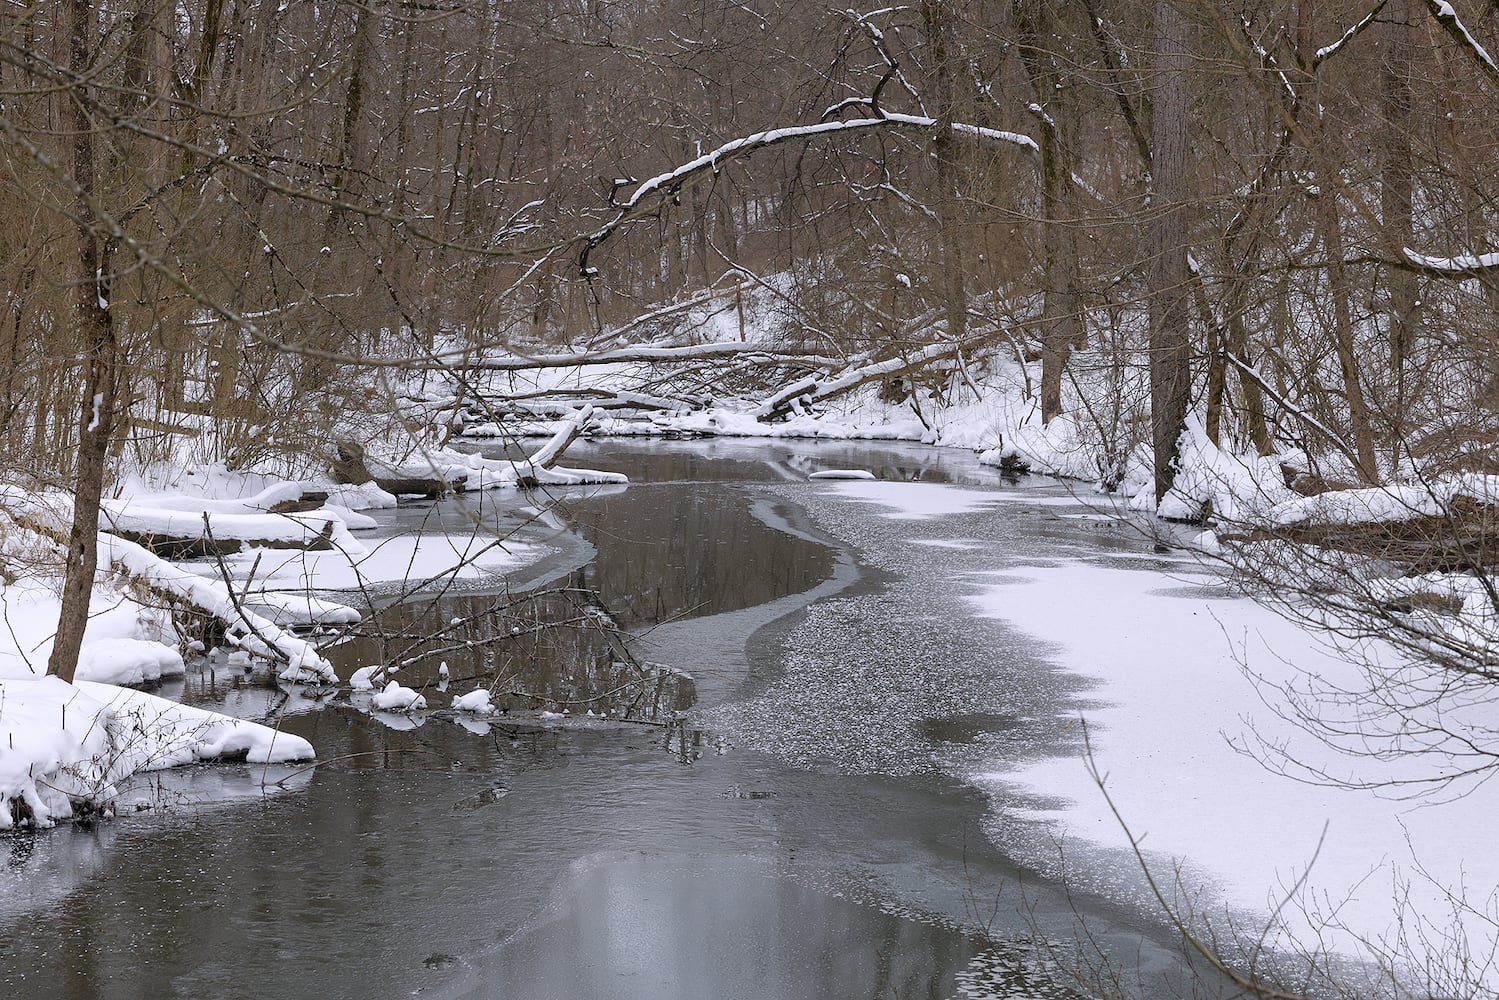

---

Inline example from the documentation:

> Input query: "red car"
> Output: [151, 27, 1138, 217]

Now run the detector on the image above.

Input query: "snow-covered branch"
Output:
[1421, 0, 1499, 83]
[581, 113, 1036, 269]
[1403, 247, 1499, 276]
[1314, 0, 1389, 67]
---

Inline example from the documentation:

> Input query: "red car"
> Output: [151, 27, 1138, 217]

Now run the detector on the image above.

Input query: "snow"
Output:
[371, 680, 426, 712]
[815, 480, 1089, 519]
[237, 592, 362, 627]
[218, 528, 541, 594]
[452, 688, 493, 714]
[76, 638, 185, 685]
[0, 674, 312, 829]
[349, 665, 384, 691]
[965, 559, 1499, 977]
[807, 469, 876, 480]
[1403, 247, 1499, 273]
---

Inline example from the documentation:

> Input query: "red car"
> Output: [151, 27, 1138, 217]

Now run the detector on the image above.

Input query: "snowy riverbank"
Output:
[0, 449, 596, 827]
[811, 477, 1499, 995]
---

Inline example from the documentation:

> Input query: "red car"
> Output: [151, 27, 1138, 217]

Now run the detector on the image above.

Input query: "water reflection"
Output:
[0, 439, 1186, 1000]
[323, 481, 831, 722]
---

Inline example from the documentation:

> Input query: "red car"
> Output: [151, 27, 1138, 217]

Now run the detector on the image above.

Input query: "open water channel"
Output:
[0, 439, 1209, 999]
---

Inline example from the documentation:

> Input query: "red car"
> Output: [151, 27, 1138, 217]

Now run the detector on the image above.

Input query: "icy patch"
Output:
[967, 559, 1499, 968]
[908, 538, 985, 550]
[815, 481, 1007, 520]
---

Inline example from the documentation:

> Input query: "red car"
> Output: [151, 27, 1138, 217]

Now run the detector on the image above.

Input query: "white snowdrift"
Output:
[0, 675, 312, 830]
[452, 688, 493, 714]
[76, 638, 185, 686]
[371, 680, 426, 712]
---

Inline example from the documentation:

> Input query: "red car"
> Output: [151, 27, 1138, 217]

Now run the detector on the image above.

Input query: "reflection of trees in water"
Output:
[562, 488, 833, 628]
[338, 586, 694, 721]
[332, 484, 825, 721]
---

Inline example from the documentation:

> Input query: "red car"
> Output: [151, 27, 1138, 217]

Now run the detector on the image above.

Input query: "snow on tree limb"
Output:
[1314, 0, 1389, 67]
[1403, 247, 1499, 275]
[581, 114, 1036, 271]
[1421, 0, 1499, 83]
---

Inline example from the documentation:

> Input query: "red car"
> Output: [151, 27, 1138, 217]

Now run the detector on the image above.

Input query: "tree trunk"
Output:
[1149, 1, 1193, 504]
[1381, 0, 1418, 457]
[1316, 175, 1380, 482]
[922, 0, 967, 343]
[48, 0, 121, 685]
[1017, 1, 1082, 425]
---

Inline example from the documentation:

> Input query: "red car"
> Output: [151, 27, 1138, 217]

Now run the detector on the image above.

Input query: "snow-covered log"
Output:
[101, 533, 339, 683]
[101, 505, 344, 557]
[466, 341, 846, 371]
[752, 337, 992, 420]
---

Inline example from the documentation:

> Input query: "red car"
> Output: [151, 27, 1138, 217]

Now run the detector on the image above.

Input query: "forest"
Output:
[3, 1, 1499, 998]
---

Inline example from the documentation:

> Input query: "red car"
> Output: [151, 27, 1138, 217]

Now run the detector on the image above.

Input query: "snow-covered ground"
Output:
[0, 449, 582, 827]
[817, 478, 1499, 994]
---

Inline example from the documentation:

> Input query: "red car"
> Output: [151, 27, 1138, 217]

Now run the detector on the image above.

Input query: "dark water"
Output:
[0, 439, 1202, 999]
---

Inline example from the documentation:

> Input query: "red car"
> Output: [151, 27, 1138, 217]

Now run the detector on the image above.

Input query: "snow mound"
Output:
[808, 469, 876, 480]
[75, 638, 185, 686]
[0, 677, 313, 829]
[372, 680, 426, 712]
[452, 688, 493, 714]
[349, 665, 384, 691]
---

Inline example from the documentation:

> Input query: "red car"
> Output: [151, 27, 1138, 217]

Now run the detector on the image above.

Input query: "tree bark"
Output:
[1381, 0, 1418, 459]
[922, 0, 968, 343]
[1017, 1, 1082, 425]
[48, 0, 121, 685]
[1315, 175, 1380, 482]
[1149, 1, 1193, 504]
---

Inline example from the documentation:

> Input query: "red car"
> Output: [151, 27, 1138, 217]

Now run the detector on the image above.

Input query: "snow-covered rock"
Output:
[349, 665, 384, 691]
[451, 688, 493, 714]
[372, 680, 426, 712]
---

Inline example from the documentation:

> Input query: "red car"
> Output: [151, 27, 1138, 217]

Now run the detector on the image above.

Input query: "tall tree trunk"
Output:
[1381, 0, 1418, 457]
[1149, 0, 1193, 504]
[1017, 0, 1082, 425]
[1316, 175, 1380, 482]
[923, 0, 967, 342]
[49, 0, 120, 685]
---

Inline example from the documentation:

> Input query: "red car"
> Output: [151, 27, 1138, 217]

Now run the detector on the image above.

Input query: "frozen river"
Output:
[1, 439, 1227, 998]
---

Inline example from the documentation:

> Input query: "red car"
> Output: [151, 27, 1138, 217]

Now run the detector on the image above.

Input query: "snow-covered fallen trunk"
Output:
[752, 338, 989, 420]
[101, 532, 338, 683]
[101, 505, 347, 552]
[1267, 475, 1499, 528]
[0, 675, 313, 829]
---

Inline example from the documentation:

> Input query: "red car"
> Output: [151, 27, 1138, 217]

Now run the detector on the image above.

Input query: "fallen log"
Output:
[101, 507, 341, 559]
[753, 335, 998, 420]
[1224, 497, 1499, 573]
[6, 498, 335, 682]
[333, 440, 460, 497]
